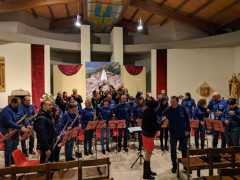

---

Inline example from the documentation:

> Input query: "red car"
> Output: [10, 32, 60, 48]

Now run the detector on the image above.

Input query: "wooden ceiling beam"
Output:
[65, 4, 70, 17]
[82, 0, 88, 23]
[49, 17, 75, 30]
[160, 0, 168, 7]
[117, 0, 131, 24]
[189, 0, 215, 17]
[31, 8, 38, 19]
[0, 0, 77, 13]
[120, 19, 148, 34]
[207, 0, 240, 22]
[145, 13, 154, 25]
[48, 6, 55, 20]
[130, 0, 217, 32]
[160, 17, 168, 26]
[129, 9, 139, 21]
[221, 18, 240, 31]
[175, 0, 189, 12]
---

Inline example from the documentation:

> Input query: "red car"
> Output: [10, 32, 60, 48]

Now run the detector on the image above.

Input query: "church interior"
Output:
[0, 0, 240, 179]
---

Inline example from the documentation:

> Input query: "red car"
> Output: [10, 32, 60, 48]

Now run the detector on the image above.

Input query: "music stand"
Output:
[213, 120, 224, 132]
[205, 118, 214, 131]
[188, 119, 200, 149]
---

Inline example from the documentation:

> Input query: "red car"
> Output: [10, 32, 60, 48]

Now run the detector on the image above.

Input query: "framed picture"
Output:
[0, 57, 5, 92]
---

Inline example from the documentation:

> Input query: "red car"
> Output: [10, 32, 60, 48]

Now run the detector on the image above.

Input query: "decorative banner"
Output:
[124, 65, 143, 75]
[58, 65, 82, 76]
[0, 57, 5, 92]
[85, 62, 121, 100]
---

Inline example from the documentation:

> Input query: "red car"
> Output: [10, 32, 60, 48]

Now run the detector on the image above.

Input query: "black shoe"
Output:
[69, 157, 75, 161]
[29, 150, 36, 155]
[143, 161, 155, 180]
[117, 147, 121, 152]
[148, 161, 157, 176]
[171, 167, 177, 173]
[89, 150, 93, 155]
[161, 146, 164, 151]
[102, 149, 105, 154]
[165, 146, 169, 151]
[84, 151, 89, 156]
[124, 147, 128, 152]
[23, 151, 28, 157]
[106, 147, 111, 153]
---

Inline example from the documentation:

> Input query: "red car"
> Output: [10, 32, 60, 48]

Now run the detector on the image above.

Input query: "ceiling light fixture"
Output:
[75, 0, 81, 27]
[137, 18, 143, 31]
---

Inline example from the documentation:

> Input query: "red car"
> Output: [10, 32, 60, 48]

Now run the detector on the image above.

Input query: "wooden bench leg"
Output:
[197, 170, 200, 177]
[187, 170, 190, 180]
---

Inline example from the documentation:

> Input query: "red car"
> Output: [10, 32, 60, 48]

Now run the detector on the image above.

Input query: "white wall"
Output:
[167, 48, 234, 102]
[234, 46, 240, 74]
[0, 43, 50, 108]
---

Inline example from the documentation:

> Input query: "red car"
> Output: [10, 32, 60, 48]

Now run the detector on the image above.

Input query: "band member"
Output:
[157, 93, 163, 105]
[211, 92, 227, 148]
[99, 85, 106, 100]
[72, 88, 83, 108]
[135, 91, 143, 103]
[20, 96, 36, 157]
[157, 97, 169, 151]
[56, 91, 67, 113]
[98, 98, 113, 154]
[100, 94, 116, 108]
[65, 96, 81, 114]
[129, 96, 137, 134]
[50, 98, 63, 116]
[116, 95, 131, 152]
[63, 91, 68, 102]
[0, 97, 28, 167]
[81, 100, 95, 156]
[207, 98, 215, 115]
[133, 96, 147, 151]
[181, 92, 196, 119]
[62, 103, 79, 161]
[49, 106, 63, 162]
[145, 92, 154, 106]
[33, 100, 55, 164]
[161, 89, 169, 101]
[162, 96, 190, 173]
[142, 100, 162, 180]
[222, 98, 240, 146]
[91, 90, 101, 116]
[193, 99, 208, 149]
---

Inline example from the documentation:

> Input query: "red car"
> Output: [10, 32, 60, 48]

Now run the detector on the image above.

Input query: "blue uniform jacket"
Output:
[213, 99, 227, 120]
[62, 112, 79, 129]
[116, 103, 131, 123]
[129, 102, 137, 114]
[0, 104, 28, 129]
[193, 106, 207, 124]
[222, 106, 240, 127]
[181, 98, 196, 112]
[162, 105, 190, 135]
[81, 108, 95, 129]
[98, 106, 113, 125]
[133, 105, 147, 120]
[54, 104, 63, 116]
[207, 99, 214, 112]
[20, 104, 36, 125]
[54, 116, 64, 136]
[65, 103, 82, 114]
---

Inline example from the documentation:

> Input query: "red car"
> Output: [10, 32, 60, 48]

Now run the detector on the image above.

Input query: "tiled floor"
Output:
[0, 134, 221, 180]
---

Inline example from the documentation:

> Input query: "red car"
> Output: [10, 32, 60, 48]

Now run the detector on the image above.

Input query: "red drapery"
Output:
[156, 49, 167, 94]
[58, 65, 82, 76]
[31, 44, 45, 110]
[125, 65, 143, 75]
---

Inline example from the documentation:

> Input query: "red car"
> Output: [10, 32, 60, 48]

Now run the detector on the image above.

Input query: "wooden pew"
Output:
[177, 147, 235, 180]
[203, 167, 240, 180]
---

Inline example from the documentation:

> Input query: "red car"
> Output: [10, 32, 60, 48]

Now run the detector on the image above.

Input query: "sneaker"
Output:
[106, 147, 111, 153]
[89, 150, 93, 155]
[102, 149, 105, 154]
[124, 147, 128, 152]
[29, 150, 36, 155]
[84, 151, 89, 156]
[117, 147, 121, 152]
[171, 167, 177, 173]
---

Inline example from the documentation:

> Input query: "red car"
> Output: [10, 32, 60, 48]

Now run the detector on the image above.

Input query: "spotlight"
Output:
[75, 14, 81, 27]
[137, 18, 143, 31]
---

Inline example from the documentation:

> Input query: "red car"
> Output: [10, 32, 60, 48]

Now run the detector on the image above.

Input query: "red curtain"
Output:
[125, 65, 143, 75]
[58, 65, 82, 76]
[156, 49, 167, 94]
[31, 44, 45, 110]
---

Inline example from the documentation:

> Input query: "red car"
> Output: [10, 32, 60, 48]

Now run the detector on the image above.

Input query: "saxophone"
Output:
[8, 114, 28, 133]
[27, 113, 38, 122]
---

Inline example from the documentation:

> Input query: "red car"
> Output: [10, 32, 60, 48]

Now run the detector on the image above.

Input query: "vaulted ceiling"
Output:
[0, 0, 240, 34]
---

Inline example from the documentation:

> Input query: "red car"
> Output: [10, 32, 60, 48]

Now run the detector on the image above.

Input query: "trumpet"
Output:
[8, 114, 28, 133]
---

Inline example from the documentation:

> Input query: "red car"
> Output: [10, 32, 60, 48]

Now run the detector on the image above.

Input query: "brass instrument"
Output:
[27, 113, 38, 122]
[8, 114, 28, 133]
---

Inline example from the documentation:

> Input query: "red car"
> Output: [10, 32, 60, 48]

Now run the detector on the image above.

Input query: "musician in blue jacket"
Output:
[133, 96, 147, 151]
[211, 92, 227, 148]
[81, 100, 96, 156]
[100, 94, 116, 114]
[193, 99, 208, 149]
[181, 92, 196, 119]
[0, 97, 28, 167]
[116, 95, 131, 152]
[62, 103, 79, 161]
[98, 98, 113, 154]
[65, 96, 81, 114]
[49, 106, 63, 162]
[20, 96, 36, 157]
[129, 96, 137, 134]
[162, 96, 190, 173]
[222, 98, 240, 146]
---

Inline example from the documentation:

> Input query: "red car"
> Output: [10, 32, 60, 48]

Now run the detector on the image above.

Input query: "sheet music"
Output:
[128, 127, 142, 133]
